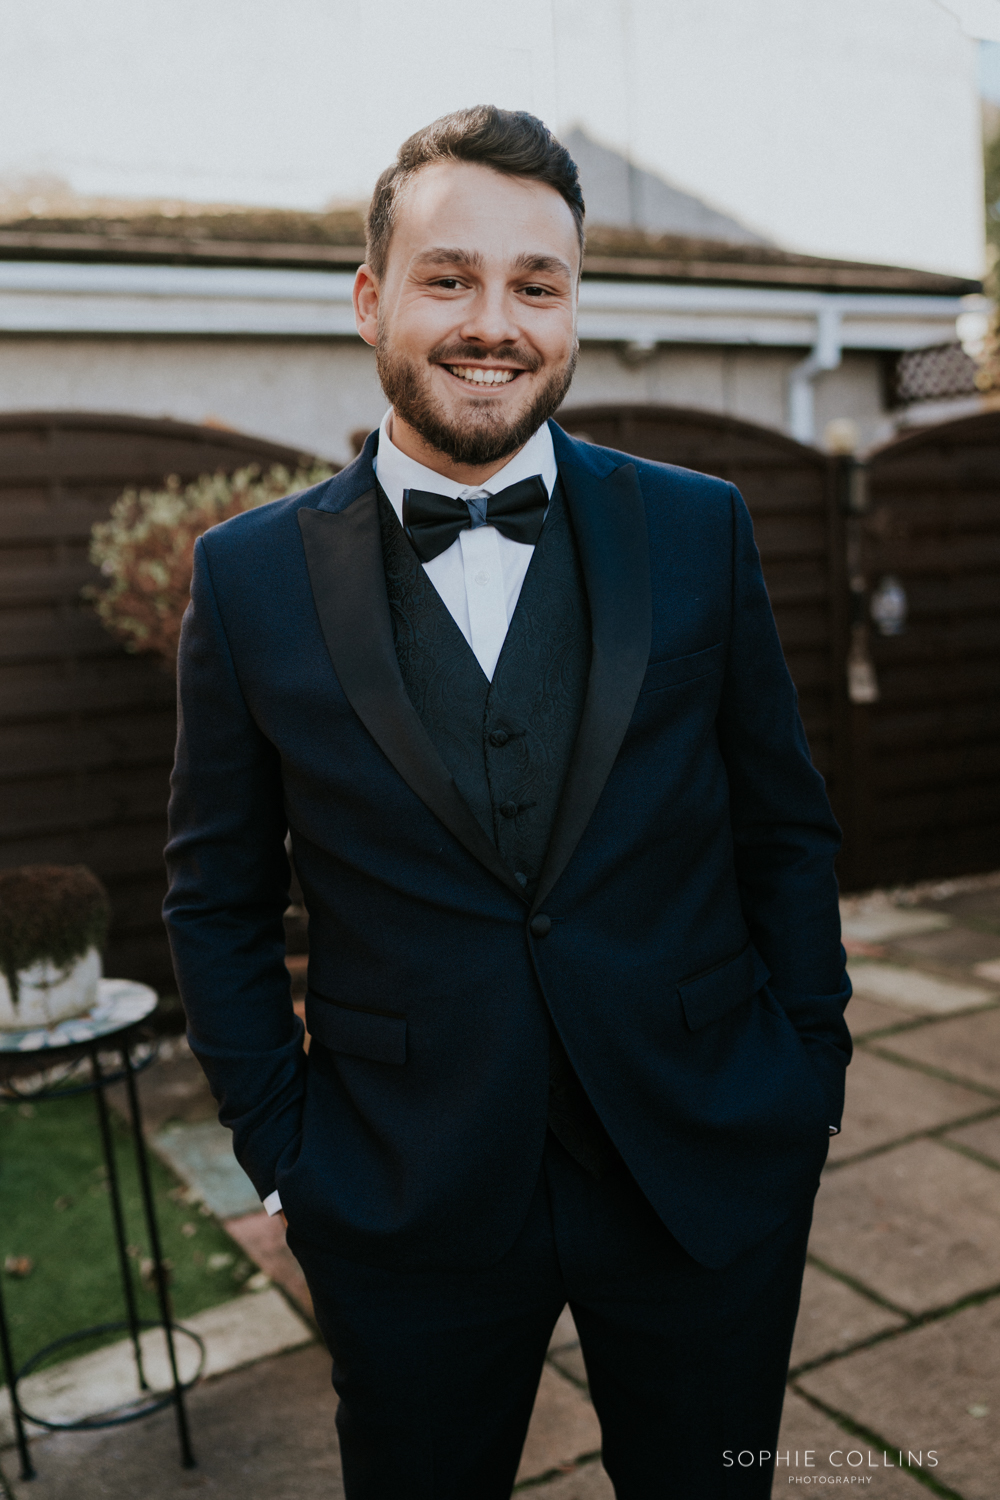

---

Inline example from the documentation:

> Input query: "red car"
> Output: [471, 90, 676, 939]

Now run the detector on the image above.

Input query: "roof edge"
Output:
[0, 226, 980, 298]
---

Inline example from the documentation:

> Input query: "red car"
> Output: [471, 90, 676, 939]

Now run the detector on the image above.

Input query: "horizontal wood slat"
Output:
[561, 403, 850, 849]
[856, 411, 1000, 885]
[0, 412, 319, 988]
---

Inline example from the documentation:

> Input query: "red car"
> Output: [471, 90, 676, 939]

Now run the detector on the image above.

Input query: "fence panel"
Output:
[558, 404, 851, 827]
[856, 412, 1000, 885]
[0, 412, 317, 991]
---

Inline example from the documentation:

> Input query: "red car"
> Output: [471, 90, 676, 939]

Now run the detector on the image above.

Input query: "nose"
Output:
[456, 283, 521, 352]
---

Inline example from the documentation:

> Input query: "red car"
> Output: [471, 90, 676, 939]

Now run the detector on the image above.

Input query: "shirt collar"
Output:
[373, 409, 557, 530]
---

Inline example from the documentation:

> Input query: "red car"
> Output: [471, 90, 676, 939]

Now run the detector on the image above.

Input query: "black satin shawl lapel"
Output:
[297, 493, 522, 898]
[533, 457, 652, 912]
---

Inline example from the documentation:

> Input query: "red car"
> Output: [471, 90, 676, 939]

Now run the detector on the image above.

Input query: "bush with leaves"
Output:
[87, 462, 334, 665]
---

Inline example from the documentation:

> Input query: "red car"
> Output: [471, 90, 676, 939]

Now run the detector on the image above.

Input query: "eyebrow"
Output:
[411, 247, 573, 278]
[412, 247, 484, 271]
[513, 252, 573, 278]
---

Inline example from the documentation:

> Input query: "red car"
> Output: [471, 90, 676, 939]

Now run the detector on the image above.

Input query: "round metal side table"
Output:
[0, 981, 202, 1479]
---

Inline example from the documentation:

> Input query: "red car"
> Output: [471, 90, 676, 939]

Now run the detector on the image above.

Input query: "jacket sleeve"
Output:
[715, 483, 852, 1128]
[163, 535, 305, 1199]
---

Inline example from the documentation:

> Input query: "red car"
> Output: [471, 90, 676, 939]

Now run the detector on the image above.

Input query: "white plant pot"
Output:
[0, 946, 102, 1031]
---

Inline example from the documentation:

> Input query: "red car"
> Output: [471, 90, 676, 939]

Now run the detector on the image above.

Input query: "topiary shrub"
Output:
[86, 462, 335, 666]
[0, 865, 110, 1013]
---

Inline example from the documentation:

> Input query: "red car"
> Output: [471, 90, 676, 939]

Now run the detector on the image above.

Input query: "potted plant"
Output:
[87, 461, 333, 666]
[0, 866, 111, 1031]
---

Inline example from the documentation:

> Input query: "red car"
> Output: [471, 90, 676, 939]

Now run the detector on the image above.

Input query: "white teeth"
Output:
[445, 365, 517, 386]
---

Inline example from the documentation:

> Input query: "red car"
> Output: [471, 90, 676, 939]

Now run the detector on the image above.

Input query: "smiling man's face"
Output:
[354, 160, 580, 482]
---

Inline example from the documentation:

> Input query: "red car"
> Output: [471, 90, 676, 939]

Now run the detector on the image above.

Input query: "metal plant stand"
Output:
[0, 982, 202, 1479]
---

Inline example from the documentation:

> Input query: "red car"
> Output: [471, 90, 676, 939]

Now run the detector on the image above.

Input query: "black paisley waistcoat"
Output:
[377, 479, 618, 1176]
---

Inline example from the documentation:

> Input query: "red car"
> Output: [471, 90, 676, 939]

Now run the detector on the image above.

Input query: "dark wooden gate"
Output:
[0, 412, 319, 992]
[558, 404, 851, 827]
[559, 403, 1000, 891]
[848, 412, 1000, 886]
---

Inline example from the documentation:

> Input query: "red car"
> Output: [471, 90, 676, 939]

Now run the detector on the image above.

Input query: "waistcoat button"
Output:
[488, 729, 509, 747]
[529, 914, 552, 937]
[498, 800, 518, 819]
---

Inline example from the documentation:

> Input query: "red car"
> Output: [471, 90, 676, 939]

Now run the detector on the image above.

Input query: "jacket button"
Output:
[489, 729, 509, 747]
[499, 800, 518, 819]
[529, 914, 552, 938]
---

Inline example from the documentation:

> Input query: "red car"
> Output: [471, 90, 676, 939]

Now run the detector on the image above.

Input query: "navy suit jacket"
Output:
[164, 422, 851, 1272]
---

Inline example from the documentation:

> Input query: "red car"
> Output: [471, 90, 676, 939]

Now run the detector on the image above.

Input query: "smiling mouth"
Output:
[442, 364, 522, 387]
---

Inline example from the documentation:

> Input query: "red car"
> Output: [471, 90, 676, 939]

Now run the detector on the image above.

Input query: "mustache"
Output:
[428, 340, 543, 374]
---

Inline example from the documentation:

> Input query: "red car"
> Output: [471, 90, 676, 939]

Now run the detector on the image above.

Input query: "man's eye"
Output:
[435, 278, 462, 290]
[521, 285, 549, 298]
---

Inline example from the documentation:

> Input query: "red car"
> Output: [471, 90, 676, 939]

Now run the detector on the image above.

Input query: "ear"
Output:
[353, 265, 380, 348]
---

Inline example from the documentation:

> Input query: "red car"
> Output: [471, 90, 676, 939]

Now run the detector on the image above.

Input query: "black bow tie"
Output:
[402, 475, 548, 563]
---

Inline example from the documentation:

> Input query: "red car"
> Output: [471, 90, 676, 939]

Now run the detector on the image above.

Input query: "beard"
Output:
[375, 332, 578, 467]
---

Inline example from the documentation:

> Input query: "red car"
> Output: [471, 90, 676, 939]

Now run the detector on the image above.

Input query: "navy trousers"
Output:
[288, 1137, 813, 1500]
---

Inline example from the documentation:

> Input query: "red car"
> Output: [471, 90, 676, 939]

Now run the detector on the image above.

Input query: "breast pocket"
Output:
[641, 641, 724, 695]
[305, 992, 407, 1064]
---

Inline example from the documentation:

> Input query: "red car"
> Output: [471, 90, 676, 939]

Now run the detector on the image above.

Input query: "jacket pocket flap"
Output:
[642, 641, 723, 694]
[306, 994, 407, 1064]
[679, 943, 770, 1031]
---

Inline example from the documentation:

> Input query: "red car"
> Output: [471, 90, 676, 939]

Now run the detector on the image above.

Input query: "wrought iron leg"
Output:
[89, 1048, 148, 1391]
[0, 1263, 33, 1480]
[120, 1045, 196, 1469]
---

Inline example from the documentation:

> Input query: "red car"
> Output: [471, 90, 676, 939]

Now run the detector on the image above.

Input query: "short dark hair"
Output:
[366, 106, 585, 280]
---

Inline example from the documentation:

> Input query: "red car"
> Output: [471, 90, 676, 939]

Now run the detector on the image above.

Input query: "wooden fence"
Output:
[561, 403, 1000, 891]
[2, 405, 998, 990]
[0, 412, 318, 992]
[851, 414, 1000, 886]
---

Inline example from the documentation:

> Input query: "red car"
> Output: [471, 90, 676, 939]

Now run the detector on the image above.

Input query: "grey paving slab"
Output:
[548, 1304, 579, 1352]
[840, 907, 951, 944]
[876, 1006, 1000, 1095]
[797, 1295, 1000, 1500]
[828, 1047, 987, 1162]
[920, 883, 1000, 936]
[0, 1291, 313, 1446]
[152, 1119, 262, 1220]
[944, 1111, 1000, 1166]
[773, 1391, 929, 1497]
[790, 1263, 905, 1370]
[810, 1138, 1000, 1314]
[3, 1345, 343, 1500]
[106, 1040, 218, 1133]
[845, 994, 920, 1037]
[521, 1459, 613, 1498]
[515, 1364, 601, 1485]
[847, 961, 995, 1014]
[549, 1343, 588, 1388]
[887, 924, 1000, 976]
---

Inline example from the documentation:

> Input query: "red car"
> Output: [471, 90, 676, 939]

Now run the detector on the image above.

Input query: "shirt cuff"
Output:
[828, 1125, 839, 1135]
[263, 1189, 283, 1216]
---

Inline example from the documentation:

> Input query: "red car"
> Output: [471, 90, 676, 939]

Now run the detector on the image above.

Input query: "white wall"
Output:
[0, 337, 385, 464]
[553, 0, 986, 277]
[0, 0, 991, 277]
[0, 335, 890, 463]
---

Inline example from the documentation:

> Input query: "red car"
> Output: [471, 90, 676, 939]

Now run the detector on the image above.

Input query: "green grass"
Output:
[0, 1092, 252, 1374]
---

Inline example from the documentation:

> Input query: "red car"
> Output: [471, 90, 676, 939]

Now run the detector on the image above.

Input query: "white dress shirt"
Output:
[374, 409, 557, 680]
[262, 413, 558, 1217]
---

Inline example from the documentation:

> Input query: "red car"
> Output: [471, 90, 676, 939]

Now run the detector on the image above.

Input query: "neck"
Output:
[388, 410, 529, 487]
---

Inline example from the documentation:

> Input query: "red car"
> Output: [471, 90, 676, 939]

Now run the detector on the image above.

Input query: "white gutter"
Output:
[576, 279, 978, 353]
[0, 262, 980, 379]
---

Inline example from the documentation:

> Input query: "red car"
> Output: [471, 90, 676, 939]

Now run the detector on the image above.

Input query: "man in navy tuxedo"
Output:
[165, 106, 851, 1499]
